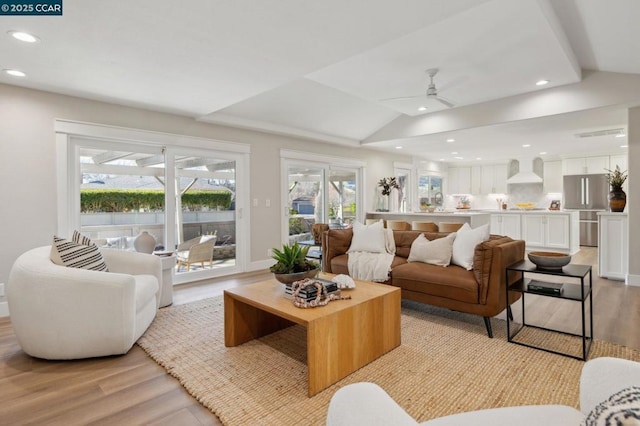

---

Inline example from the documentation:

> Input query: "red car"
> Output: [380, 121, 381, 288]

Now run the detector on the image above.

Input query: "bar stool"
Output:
[439, 222, 464, 232]
[386, 220, 412, 231]
[411, 221, 439, 232]
[365, 219, 384, 226]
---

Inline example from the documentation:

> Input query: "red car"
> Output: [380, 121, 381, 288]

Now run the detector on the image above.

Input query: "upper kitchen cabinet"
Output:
[447, 166, 471, 194]
[563, 156, 609, 175]
[481, 164, 508, 194]
[543, 160, 563, 193]
[471, 166, 482, 195]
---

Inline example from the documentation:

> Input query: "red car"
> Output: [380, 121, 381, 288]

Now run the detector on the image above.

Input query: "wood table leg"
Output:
[224, 292, 294, 347]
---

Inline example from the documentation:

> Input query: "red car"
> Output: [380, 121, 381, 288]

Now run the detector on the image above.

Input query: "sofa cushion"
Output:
[407, 233, 455, 266]
[391, 262, 479, 304]
[348, 221, 387, 254]
[452, 223, 490, 270]
[50, 236, 109, 272]
[134, 274, 159, 312]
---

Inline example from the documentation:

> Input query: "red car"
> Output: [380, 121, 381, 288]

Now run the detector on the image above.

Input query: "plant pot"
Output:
[273, 268, 319, 285]
[609, 189, 627, 212]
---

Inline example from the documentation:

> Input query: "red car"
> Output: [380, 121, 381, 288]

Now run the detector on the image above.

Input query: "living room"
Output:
[1, 1, 639, 424]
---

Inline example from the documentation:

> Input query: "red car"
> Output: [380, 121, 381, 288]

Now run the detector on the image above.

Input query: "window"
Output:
[56, 120, 249, 284]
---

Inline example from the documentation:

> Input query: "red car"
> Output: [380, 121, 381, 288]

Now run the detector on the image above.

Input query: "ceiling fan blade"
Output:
[434, 96, 455, 108]
[379, 95, 424, 102]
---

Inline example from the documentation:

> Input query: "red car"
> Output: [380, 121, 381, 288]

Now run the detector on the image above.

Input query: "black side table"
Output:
[505, 260, 593, 360]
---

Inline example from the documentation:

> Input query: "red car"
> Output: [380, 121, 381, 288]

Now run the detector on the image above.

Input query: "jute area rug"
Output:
[137, 296, 640, 425]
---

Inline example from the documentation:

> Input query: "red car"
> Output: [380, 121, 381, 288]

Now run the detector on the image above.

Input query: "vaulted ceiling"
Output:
[1, 0, 639, 162]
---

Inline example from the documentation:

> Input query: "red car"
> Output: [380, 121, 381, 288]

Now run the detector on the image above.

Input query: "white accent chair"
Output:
[176, 234, 217, 271]
[7, 246, 162, 360]
[327, 357, 640, 426]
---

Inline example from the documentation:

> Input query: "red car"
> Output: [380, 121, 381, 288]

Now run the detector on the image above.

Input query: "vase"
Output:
[134, 231, 156, 253]
[609, 189, 626, 212]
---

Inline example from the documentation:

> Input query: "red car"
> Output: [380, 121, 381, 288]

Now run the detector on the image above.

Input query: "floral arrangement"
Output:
[605, 166, 628, 191]
[378, 177, 399, 196]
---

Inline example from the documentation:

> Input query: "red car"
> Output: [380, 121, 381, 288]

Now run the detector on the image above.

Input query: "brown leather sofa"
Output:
[322, 229, 525, 337]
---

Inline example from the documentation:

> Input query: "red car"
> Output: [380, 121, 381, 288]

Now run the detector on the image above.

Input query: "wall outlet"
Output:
[0, 283, 5, 297]
[267, 249, 273, 257]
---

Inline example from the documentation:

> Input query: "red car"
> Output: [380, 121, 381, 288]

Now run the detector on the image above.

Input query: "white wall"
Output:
[628, 106, 639, 285]
[0, 83, 411, 295]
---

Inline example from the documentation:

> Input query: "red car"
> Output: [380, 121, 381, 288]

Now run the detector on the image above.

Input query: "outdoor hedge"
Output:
[80, 189, 232, 212]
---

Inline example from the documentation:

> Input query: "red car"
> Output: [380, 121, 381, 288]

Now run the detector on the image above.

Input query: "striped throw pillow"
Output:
[72, 230, 94, 246]
[50, 236, 109, 271]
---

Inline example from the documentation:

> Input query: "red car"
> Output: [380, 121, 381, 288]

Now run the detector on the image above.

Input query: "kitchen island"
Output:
[490, 209, 580, 255]
[365, 211, 490, 228]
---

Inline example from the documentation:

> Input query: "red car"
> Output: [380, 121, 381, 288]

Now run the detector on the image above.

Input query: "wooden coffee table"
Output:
[223, 274, 401, 396]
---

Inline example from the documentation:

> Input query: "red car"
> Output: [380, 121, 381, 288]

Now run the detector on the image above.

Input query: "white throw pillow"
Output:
[582, 386, 640, 426]
[407, 233, 456, 266]
[347, 221, 387, 253]
[451, 223, 490, 270]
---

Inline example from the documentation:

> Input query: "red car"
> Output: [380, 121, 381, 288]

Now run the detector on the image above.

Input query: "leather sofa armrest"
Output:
[473, 236, 525, 307]
[322, 229, 353, 273]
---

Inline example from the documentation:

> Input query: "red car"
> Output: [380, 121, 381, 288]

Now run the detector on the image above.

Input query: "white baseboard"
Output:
[626, 273, 640, 287]
[0, 301, 9, 317]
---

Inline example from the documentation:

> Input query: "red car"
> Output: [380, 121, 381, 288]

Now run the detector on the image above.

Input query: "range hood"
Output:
[506, 158, 543, 184]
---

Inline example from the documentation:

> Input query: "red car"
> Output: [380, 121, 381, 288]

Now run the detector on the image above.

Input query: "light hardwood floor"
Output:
[1, 248, 638, 424]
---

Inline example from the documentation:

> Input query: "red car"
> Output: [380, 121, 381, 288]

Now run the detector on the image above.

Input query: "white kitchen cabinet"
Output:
[471, 166, 482, 195]
[563, 156, 610, 175]
[598, 212, 628, 281]
[447, 166, 471, 194]
[543, 160, 563, 193]
[522, 214, 570, 250]
[490, 214, 521, 239]
[481, 164, 508, 194]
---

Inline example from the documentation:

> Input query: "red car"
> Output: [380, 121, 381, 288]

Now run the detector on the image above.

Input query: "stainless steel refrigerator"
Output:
[563, 174, 609, 246]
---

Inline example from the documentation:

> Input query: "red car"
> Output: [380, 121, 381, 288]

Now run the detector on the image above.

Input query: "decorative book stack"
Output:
[527, 280, 564, 296]
[284, 278, 339, 300]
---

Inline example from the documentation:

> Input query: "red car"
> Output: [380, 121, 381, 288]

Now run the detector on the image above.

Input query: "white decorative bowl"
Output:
[527, 251, 571, 270]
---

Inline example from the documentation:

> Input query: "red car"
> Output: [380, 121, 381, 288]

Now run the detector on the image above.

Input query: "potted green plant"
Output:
[270, 242, 319, 284]
[605, 165, 628, 212]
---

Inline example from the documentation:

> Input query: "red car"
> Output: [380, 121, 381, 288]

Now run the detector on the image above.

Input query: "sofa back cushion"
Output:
[393, 230, 450, 259]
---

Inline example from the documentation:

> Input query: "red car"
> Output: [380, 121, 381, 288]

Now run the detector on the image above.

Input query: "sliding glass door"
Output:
[65, 134, 246, 284]
[284, 159, 361, 244]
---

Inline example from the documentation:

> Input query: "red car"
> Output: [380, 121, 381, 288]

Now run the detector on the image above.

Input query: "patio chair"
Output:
[176, 234, 217, 271]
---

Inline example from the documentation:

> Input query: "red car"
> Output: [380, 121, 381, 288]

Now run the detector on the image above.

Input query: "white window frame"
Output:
[280, 149, 365, 244]
[55, 119, 250, 283]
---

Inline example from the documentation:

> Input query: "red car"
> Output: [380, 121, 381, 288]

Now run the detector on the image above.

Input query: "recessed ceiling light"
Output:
[539, 151, 547, 155]
[615, 133, 626, 138]
[476, 157, 482, 160]
[446, 138, 455, 143]
[451, 151, 458, 155]
[8, 31, 40, 43]
[620, 145, 628, 148]
[3, 69, 26, 77]
[454, 156, 464, 160]
[536, 80, 549, 86]
[439, 158, 445, 161]
[418, 106, 427, 111]
[395, 146, 403, 150]
[522, 144, 531, 148]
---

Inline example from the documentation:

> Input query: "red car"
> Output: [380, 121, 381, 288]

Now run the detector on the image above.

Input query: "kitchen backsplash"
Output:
[445, 183, 562, 210]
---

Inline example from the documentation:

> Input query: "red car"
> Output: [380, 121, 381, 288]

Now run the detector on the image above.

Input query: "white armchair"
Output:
[7, 246, 162, 360]
[327, 357, 640, 426]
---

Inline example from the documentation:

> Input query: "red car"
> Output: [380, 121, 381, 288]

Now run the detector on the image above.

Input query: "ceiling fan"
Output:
[381, 68, 455, 108]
